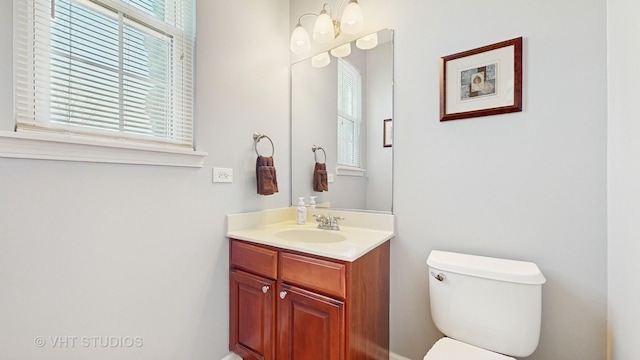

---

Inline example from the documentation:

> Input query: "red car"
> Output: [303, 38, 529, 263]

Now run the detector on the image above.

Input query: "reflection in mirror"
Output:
[291, 29, 394, 213]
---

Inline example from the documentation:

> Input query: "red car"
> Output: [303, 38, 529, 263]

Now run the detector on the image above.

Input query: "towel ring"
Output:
[253, 132, 274, 157]
[312, 145, 326, 163]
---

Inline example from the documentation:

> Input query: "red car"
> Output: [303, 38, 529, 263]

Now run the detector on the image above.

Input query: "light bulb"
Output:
[340, 0, 363, 35]
[290, 24, 311, 55]
[313, 10, 335, 43]
[356, 32, 378, 50]
[311, 52, 331, 68]
[330, 43, 351, 58]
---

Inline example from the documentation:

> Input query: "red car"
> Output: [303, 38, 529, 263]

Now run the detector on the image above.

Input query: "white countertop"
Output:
[226, 208, 395, 262]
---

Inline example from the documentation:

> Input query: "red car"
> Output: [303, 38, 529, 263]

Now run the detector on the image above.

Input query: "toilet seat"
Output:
[424, 338, 515, 360]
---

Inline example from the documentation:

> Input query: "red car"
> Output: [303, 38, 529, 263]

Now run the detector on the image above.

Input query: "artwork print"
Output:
[460, 63, 497, 100]
[439, 37, 522, 121]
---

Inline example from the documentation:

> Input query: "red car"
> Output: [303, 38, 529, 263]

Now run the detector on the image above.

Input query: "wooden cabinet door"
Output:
[230, 270, 276, 360]
[278, 284, 345, 360]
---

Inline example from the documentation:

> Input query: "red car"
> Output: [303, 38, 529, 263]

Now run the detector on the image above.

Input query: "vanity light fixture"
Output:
[313, 8, 336, 43]
[330, 43, 351, 58]
[340, 0, 364, 34]
[290, 24, 312, 55]
[307, 32, 377, 69]
[355, 32, 378, 50]
[311, 52, 331, 68]
[290, 0, 364, 55]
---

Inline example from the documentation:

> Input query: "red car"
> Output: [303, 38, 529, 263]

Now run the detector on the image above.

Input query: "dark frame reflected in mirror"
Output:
[291, 29, 394, 213]
[383, 119, 392, 148]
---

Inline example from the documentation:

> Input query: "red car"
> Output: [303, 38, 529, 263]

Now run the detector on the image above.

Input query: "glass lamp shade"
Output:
[356, 32, 378, 50]
[313, 11, 335, 43]
[340, 1, 364, 34]
[311, 52, 331, 68]
[290, 24, 311, 55]
[330, 43, 351, 58]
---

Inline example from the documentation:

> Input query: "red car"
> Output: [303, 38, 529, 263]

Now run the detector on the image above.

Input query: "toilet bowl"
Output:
[424, 338, 514, 360]
[424, 250, 546, 360]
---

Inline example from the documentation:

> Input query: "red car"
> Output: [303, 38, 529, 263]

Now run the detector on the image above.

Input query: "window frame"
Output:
[3, 0, 206, 167]
[336, 58, 365, 176]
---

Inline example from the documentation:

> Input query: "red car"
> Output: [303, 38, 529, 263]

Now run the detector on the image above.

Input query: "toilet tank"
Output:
[427, 250, 546, 357]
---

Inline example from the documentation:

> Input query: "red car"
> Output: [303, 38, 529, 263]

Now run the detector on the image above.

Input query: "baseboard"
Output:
[224, 350, 410, 360]
[390, 351, 413, 360]
[221, 352, 242, 360]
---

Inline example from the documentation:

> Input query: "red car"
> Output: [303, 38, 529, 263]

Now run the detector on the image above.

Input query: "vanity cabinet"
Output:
[229, 238, 390, 360]
[229, 270, 276, 360]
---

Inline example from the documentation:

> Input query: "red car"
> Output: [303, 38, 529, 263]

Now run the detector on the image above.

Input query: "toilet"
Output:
[425, 250, 547, 360]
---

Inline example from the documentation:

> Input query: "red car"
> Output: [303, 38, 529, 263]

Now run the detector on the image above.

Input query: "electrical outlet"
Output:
[328, 173, 334, 183]
[213, 167, 233, 183]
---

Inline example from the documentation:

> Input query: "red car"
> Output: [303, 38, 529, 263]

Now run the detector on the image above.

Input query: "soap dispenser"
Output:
[296, 197, 307, 225]
[309, 196, 317, 208]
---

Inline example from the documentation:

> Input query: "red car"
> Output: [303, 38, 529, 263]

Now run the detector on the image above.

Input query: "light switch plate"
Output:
[213, 167, 233, 183]
[328, 173, 334, 183]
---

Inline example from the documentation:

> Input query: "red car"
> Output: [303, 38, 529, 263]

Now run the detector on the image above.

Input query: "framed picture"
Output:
[383, 119, 392, 147]
[440, 37, 523, 121]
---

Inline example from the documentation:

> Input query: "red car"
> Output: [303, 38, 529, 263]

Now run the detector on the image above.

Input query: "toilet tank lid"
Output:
[427, 250, 547, 285]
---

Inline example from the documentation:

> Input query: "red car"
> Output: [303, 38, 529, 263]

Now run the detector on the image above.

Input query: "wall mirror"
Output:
[291, 29, 394, 213]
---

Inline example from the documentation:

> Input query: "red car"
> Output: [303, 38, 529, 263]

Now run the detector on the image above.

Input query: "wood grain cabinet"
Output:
[229, 238, 390, 360]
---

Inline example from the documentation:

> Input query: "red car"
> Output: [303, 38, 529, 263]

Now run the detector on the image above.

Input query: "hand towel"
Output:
[313, 162, 328, 192]
[256, 156, 279, 195]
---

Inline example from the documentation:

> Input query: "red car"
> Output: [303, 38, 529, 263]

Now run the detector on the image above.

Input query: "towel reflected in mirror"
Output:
[313, 162, 328, 192]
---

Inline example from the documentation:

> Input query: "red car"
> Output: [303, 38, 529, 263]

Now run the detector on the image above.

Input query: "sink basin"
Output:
[275, 228, 346, 243]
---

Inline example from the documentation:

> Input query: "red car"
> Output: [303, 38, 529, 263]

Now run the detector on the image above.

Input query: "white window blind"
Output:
[14, 0, 195, 149]
[337, 58, 362, 168]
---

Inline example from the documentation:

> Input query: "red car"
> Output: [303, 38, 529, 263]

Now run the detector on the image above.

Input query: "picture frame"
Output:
[440, 37, 523, 121]
[383, 119, 392, 147]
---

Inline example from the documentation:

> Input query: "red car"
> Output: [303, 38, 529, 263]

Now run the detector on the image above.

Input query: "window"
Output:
[11, 0, 201, 165]
[337, 58, 362, 169]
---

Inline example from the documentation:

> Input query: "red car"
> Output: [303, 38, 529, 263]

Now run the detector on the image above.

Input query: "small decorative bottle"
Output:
[309, 196, 317, 208]
[296, 197, 307, 225]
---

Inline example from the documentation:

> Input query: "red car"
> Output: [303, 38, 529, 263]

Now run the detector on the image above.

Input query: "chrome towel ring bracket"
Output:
[311, 145, 326, 163]
[253, 132, 275, 157]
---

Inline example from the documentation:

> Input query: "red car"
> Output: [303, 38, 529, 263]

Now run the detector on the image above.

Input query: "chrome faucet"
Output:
[313, 214, 345, 230]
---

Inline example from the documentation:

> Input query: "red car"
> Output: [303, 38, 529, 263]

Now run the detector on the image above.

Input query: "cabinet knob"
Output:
[279, 291, 288, 299]
[262, 285, 270, 294]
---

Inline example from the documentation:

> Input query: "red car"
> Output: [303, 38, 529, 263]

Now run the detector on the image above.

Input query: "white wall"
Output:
[393, 2, 608, 359]
[0, 1, 289, 359]
[607, 0, 640, 359]
[293, 0, 608, 359]
[365, 41, 393, 212]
